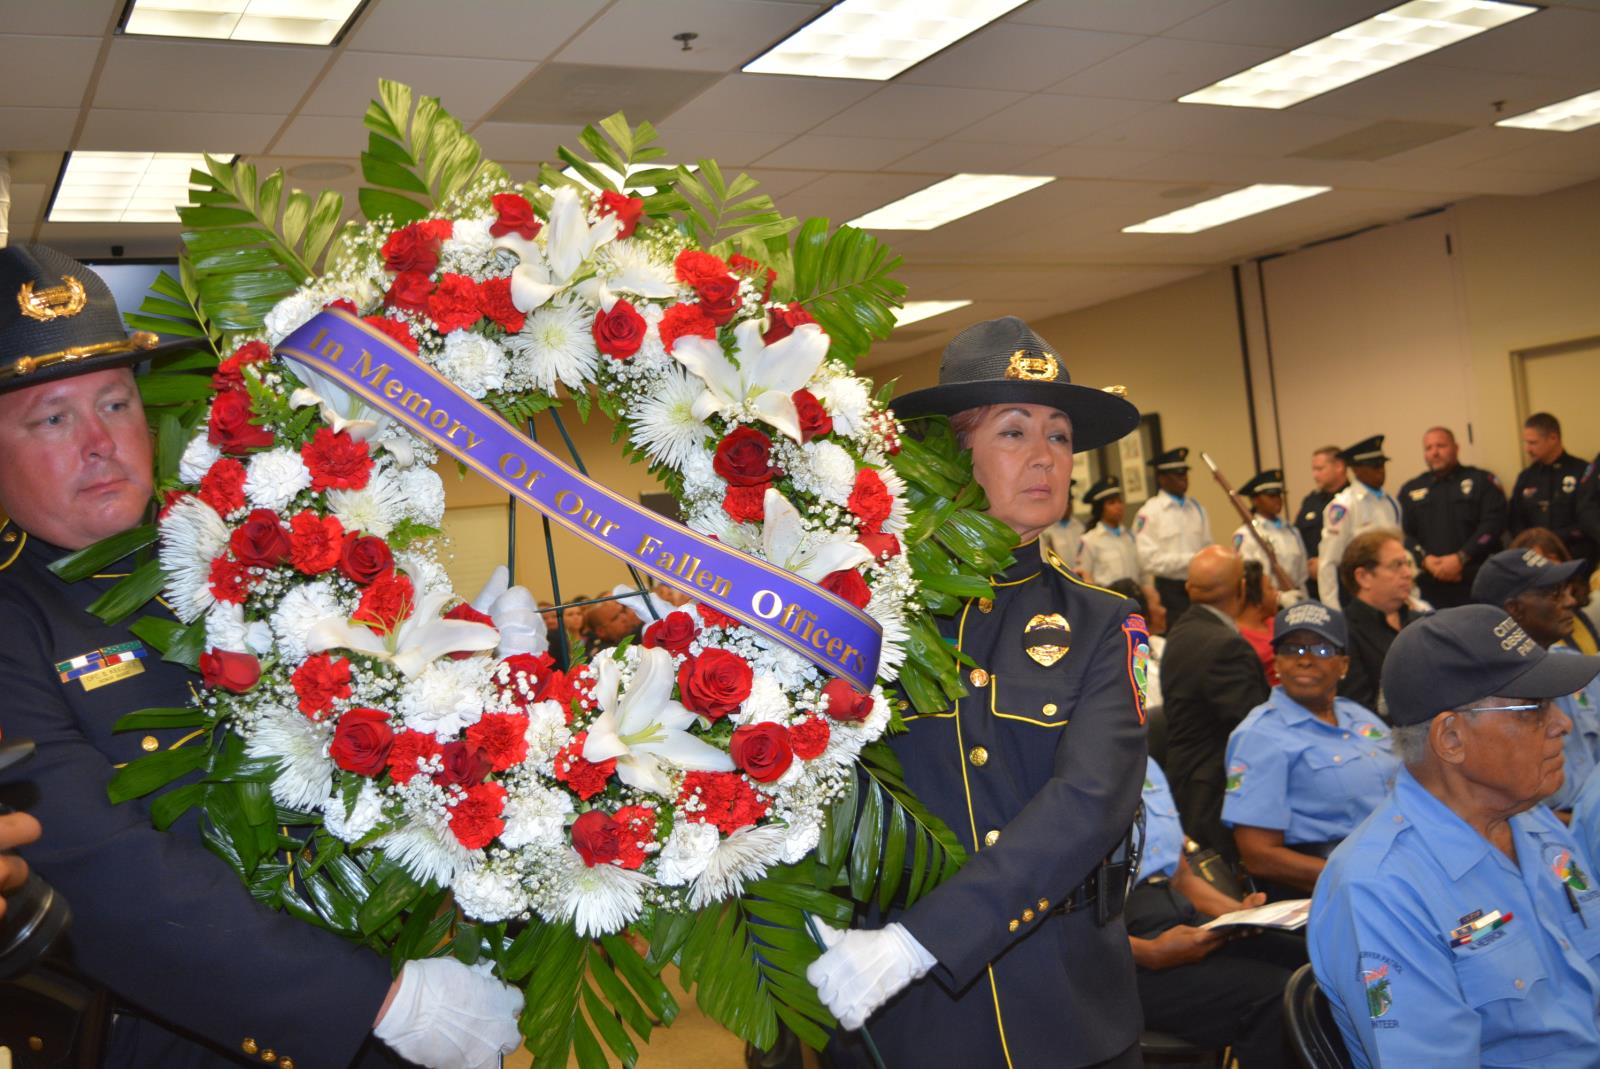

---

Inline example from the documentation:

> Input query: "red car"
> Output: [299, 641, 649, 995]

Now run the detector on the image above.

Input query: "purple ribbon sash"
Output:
[277, 310, 882, 690]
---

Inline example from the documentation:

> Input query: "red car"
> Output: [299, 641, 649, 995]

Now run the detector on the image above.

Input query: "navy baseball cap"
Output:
[1381, 605, 1600, 727]
[1272, 601, 1348, 650]
[1470, 547, 1584, 606]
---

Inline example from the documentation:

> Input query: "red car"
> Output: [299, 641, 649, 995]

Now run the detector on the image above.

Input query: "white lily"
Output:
[492, 233, 564, 315]
[759, 488, 872, 582]
[284, 358, 414, 466]
[582, 647, 734, 797]
[671, 319, 829, 442]
[545, 185, 622, 282]
[305, 571, 499, 677]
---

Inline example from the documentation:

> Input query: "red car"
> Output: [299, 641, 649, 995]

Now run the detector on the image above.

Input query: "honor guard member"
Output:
[1400, 426, 1508, 609]
[1077, 475, 1141, 587]
[1041, 479, 1086, 576]
[1509, 412, 1592, 565]
[1136, 446, 1211, 625]
[0, 246, 522, 1069]
[1309, 606, 1600, 1069]
[1296, 446, 1348, 603]
[1231, 468, 1309, 597]
[813, 317, 1149, 1068]
[1318, 436, 1403, 609]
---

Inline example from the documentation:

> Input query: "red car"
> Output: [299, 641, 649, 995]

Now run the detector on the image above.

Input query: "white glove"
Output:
[472, 565, 548, 659]
[805, 921, 936, 1031]
[373, 958, 524, 1069]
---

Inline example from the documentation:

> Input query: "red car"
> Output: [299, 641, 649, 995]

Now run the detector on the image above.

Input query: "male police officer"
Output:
[0, 246, 521, 1068]
[1135, 447, 1210, 625]
[1509, 412, 1591, 564]
[1231, 468, 1308, 597]
[1318, 436, 1403, 609]
[1309, 605, 1600, 1069]
[1296, 446, 1347, 603]
[1400, 426, 1507, 609]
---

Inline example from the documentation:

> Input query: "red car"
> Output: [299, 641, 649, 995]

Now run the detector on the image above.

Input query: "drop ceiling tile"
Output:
[1075, 102, 1361, 156]
[271, 114, 370, 157]
[302, 52, 533, 120]
[0, 107, 79, 150]
[899, 23, 1141, 93]
[812, 85, 1026, 140]
[962, 93, 1159, 146]
[1019, 143, 1175, 178]
[742, 168, 827, 198]
[1043, 36, 1278, 101]
[1005, 0, 1227, 36]
[95, 37, 331, 114]
[1467, 126, 1600, 176]
[883, 139, 1055, 174]
[80, 109, 282, 154]
[349, 0, 608, 60]
[652, 126, 795, 166]
[661, 74, 877, 134]
[0, 36, 101, 107]
[555, 0, 823, 72]
[0, 0, 116, 36]
[755, 134, 931, 171]
[779, 171, 941, 222]
[1163, 0, 1394, 48]
[462, 123, 574, 165]
[1295, 63, 1596, 127]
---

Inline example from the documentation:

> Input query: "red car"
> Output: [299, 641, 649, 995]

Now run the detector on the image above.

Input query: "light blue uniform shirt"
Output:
[1575, 771, 1600, 877]
[1310, 767, 1600, 1069]
[1547, 643, 1600, 811]
[1137, 758, 1184, 883]
[1222, 689, 1399, 844]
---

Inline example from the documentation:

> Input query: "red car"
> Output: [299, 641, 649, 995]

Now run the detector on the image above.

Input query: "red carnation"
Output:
[445, 601, 494, 626]
[363, 315, 420, 354]
[208, 390, 275, 454]
[199, 648, 261, 693]
[353, 570, 415, 632]
[433, 740, 492, 790]
[291, 653, 352, 719]
[427, 273, 483, 334]
[449, 782, 507, 851]
[302, 427, 373, 493]
[613, 805, 657, 869]
[571, 809, 623, 867]
[466, 712, 530, 772]
[729, 254, 776, 303]
[288, 511, 344, 575]
[385, 270, 434, 314]
[554, 732, 616, 800]
[536, 668, 576, 711]
[788, 716, 831, 760]
[730, 722, 793, 783]
[208, 556, 254, 604]
[489, 193, 540, 240]
[657, 302, 717, 352]
[592, 299, 647, 360]
[847, 467, 894, 534]
[340, 534, 393, 585]
[713, 427, 781, 487]
[822, 678, 875, 723]
[642, 610, 699, 656]
[677, 648, 753, 720]
[198, 458, 248, 514]
[696, 602, 738, 629]
[229, 508, 291, 569]
[722, 483, 769, 524]
[158, 489, 191, 520]
[678, 771, 770, 835]
[382, 221, 445, 274]
[763, 302, 815, 345]
[329, 707, 394, 777]
[212, 340, 271, 391]
[477, 276, 525, 333]
[597, 190, 644, 239]
[325, 298, 358, 315]
[859, 530, 901, 562]
[387, 730, 444, 784]
[821, 568, 871, 609]
[793, 389, 833, 443]
[675, 249, 730, 291]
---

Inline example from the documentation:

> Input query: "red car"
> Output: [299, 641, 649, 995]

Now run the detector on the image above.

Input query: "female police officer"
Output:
[809, 317, 1150, 1068]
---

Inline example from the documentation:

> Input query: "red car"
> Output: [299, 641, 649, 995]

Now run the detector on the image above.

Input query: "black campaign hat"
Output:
[1338, 435, 1389, 466]
[891, 316, 1140, 452]
[1085, 475, 1122, 504]
[1149, 446, 1189, 473]
[1471, 547, 1584, 606]
[1239, 468, 1285, 496]
[0, 244, 185, 393]
[1381, 605, 1600, 727]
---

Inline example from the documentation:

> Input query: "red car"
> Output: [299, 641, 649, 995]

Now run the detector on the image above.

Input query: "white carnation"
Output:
[323, 780, 385, 843]
[523, 699, 573, 766]
[453, 863, 532, 923]
[817, 375, 871, 438]
[440, 216, 498, 274]
[244, 448, 313, 511]
[654, 820, 721, 887]
[779, 816, 822, 864]
[397, 657, 492, 737]
[733, 674, 791, 727]
[498, 783, 575, 850]
[436, 330, 508, 399]
[270, 579, 342, 664]
[178, 436, 222, 484]
[396, 467, 446, 527]
[205, 601, 274, 655]
[792, 440, 857, 505]
[263, 289, 321, 346]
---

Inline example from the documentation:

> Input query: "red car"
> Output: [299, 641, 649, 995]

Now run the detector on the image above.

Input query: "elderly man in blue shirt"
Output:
[1309, 605, 1600, 1068]
[1224, 602, 1399, 896]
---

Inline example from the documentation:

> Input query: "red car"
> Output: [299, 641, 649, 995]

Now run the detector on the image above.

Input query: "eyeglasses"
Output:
[1276, 642, 1341, 660]
[1376, 557, 1416, 573]
[1458, 699, 1555, 721]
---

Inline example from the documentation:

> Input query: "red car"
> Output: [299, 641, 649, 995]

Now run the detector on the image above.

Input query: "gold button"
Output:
[280, 1060, 294, 1069]
[969, 668, 989, 687]
[1022, 908, 1035, 922]
[968, 746, 989, 767]
[984, 829, 1000, 847]
[261, 1052, 277, 1064]
[897, 699, 909, 711]
[1042, 703, 1057, 717]
[3, 531, 15, 543]
[28, 1036, 44, 1052]
[1333, 754, 1343, 763]
[1008, 919, 1020, 932]
[978, 598, 993, 614]
[1514, 978, 1525, 990]
[1038, 898, 1050, 911]
[242, 1039, 259, 1055]
[141, 735, 160, 752]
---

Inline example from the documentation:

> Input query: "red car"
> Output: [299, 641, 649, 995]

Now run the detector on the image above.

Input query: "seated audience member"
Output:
[1310, 606, 1600, 1069]
[1337, 527, 1420, 716]
[1511, 527, 1600, 654]
[1236, 560, 1281, 685]
[1224, 603, 1398, 896]
[1128, 758, 1304, 1068]
[583, 597, 643, 653]
[1472, 547, 1600, 813]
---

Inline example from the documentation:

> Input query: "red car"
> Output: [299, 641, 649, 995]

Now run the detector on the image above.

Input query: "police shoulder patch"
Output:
[1328, 503, 1347, 524]
[1232, 532, 1244, 550]
[1122, 613, 1150, 725]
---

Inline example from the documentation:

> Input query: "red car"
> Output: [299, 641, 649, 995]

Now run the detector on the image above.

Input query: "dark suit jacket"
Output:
[1160, 605, 1269, 855]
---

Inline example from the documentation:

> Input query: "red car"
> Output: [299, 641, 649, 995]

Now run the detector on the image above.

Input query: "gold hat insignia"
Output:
[1005, 348, 1058, 381]
[18, 276, 88, 322]
[1023, 611, 1071, 667]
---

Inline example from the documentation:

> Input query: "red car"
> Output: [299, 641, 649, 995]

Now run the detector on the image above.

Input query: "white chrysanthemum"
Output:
[868, 591, 909, 682]
[505, 299, 598, 394]
[246, 706, 333, 809]
[397, 657, 491, 737]
[440, 216, 497, 274]
[498, 783, 574, 850]
[792, 440, 857, 505]
[879, 465, 911, 535]
[263, 289, 321, 345]
[688, 824, 788, 909]
[326, 467, 408, 537]
[523, 699, 573, 766]
[379, 817, 473, 887]
[629, 367, 707, 471]
[244, 448, 313, 512]
[178, 436, 222, 484]
[817, 375, 871, 439]
[396, 467, 446, 527]
[595, 239, 678, 300]
[435, 330, 508, 399]
[453, 863, 532, 923]
[323, 780, 385, 843]
[270, 579, 342, 664]
[779, 816, 822, 865]
[734, 674, 791, 727]
[159, 495, 231, 622]
[206, 601, 274, 655]
[553, 849, 651, 937]
[654, 820, 720, 887]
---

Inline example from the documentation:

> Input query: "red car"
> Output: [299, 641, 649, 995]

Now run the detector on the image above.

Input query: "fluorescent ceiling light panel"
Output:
[123, 0, 364, 46]
[1121, 184, 1331, 234]
[1179, 0, 1538, 110]
[849, 174, 1054, 231]
[743, 0, 1031, 81]
[894, 300, 972, 326]
[1496, 89, 1600, 131]
[49, 152, 219, 224]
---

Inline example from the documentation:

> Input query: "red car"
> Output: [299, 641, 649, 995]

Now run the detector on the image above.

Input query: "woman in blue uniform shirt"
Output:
[1223, 601, 1399, 896]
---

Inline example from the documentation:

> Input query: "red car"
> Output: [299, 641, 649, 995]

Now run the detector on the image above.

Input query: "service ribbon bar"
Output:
[278, 310, 883, 691]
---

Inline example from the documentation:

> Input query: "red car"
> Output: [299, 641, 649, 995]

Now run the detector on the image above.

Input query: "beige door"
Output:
[1516, 336, 1600, 462]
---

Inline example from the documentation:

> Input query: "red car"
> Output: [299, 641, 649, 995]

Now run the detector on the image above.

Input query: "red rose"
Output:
[353, 570, 414, 631]
[788, 716, 831, 761]
[385, 270, 433, 314]
[444, 602, 494, 660]
[763, 302, 816, 345]
[490, 193, 540, 240]
[730, 722, 793, 783]
[597, 191, 644, 239]
[288, 511, 344, 575]
[382, 221, 445, 274]
[713, 427, 780, 487]
[677, 648, 753, 719]
[677, 771, 770, 835]
[427, 273, 482, 334]
[729, 254, 775, 302]
[449, 782, 507, 851]
[212, 340, 271, 391]
[207, 390, 274, 454]
[330, 707, 394, 776]
[291, 653, 351, 719]
[476, 276, 525, 333]
[302, 427, 373, 493]
[229, 508, 291, 568]
[198, 458, 248, 514]
[571, 810, 623, 867]
[859, 531, 901, 562]
[822, 678, 874, 723]
[466, 712, 530, 772]
[554, 732, 616, 800]
[695, 274, 741, 326]
[363, 315, 419, 354]
[675, 249, 731, 290]
[722, 483, 768, 524]
[208, 556, 254, 604]
[657, 302, 716, 352]
[642, 610, 699, 656]
[199, 648, 260, 693]
[387, 730, 444, 784]
[847, 468, 893, 534]
[433, 740, 492, 790]
[340, 534, 394, 585]
[821, 568, 871, 609]
[592, 299, 647, 360]
[792, 389, 833, 443]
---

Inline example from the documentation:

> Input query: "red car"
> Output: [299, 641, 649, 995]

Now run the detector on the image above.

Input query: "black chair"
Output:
[1283, 963, 1355, 1069]
[0, 962, 111, 1068]
[1140, 1029, 1226, 1066]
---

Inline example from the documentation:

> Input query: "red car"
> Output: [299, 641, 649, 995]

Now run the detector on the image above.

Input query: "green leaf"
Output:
[358, 863, 427, 934]
[163, 618, 207, 670]
[48, 524, 157, 581]
[112, 705, 207, 732]
[107, 745, 208, 803]
[151, 782, 206, 830]
[359, 187, 428, 225]
[129, 616, 181, 655]
[138, 373, 216, 406]
[86, 558, 166, 625]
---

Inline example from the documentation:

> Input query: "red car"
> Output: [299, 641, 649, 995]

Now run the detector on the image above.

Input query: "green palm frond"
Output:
[781, 219, 906, 367]
[361, 78, 507, 223]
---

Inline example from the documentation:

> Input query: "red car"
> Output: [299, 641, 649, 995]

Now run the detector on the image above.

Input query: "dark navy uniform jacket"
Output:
[1295, 484, 1344, 600]
[1398, 464, 1507, 609]
[0, 522, 398, 1069]
[1508, 451, 1590, 562]
[868, 538, 1148, 1068]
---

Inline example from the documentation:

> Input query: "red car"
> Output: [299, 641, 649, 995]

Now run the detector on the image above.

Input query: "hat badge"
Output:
[1005, 348, 1058, 382]
[18, 275, 88, 322]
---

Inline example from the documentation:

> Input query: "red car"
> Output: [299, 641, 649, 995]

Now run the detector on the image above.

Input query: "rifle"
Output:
[1200, 451, 1298, 596]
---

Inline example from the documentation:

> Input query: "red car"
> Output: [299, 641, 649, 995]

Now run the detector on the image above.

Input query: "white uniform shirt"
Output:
[1077, 523, 1141, 587]
[1231, 515, 1309, 594]
[1316, 482, 1403, 608]
[1041, 516, 1085, 574]
[1134, 492, 1211, 582]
